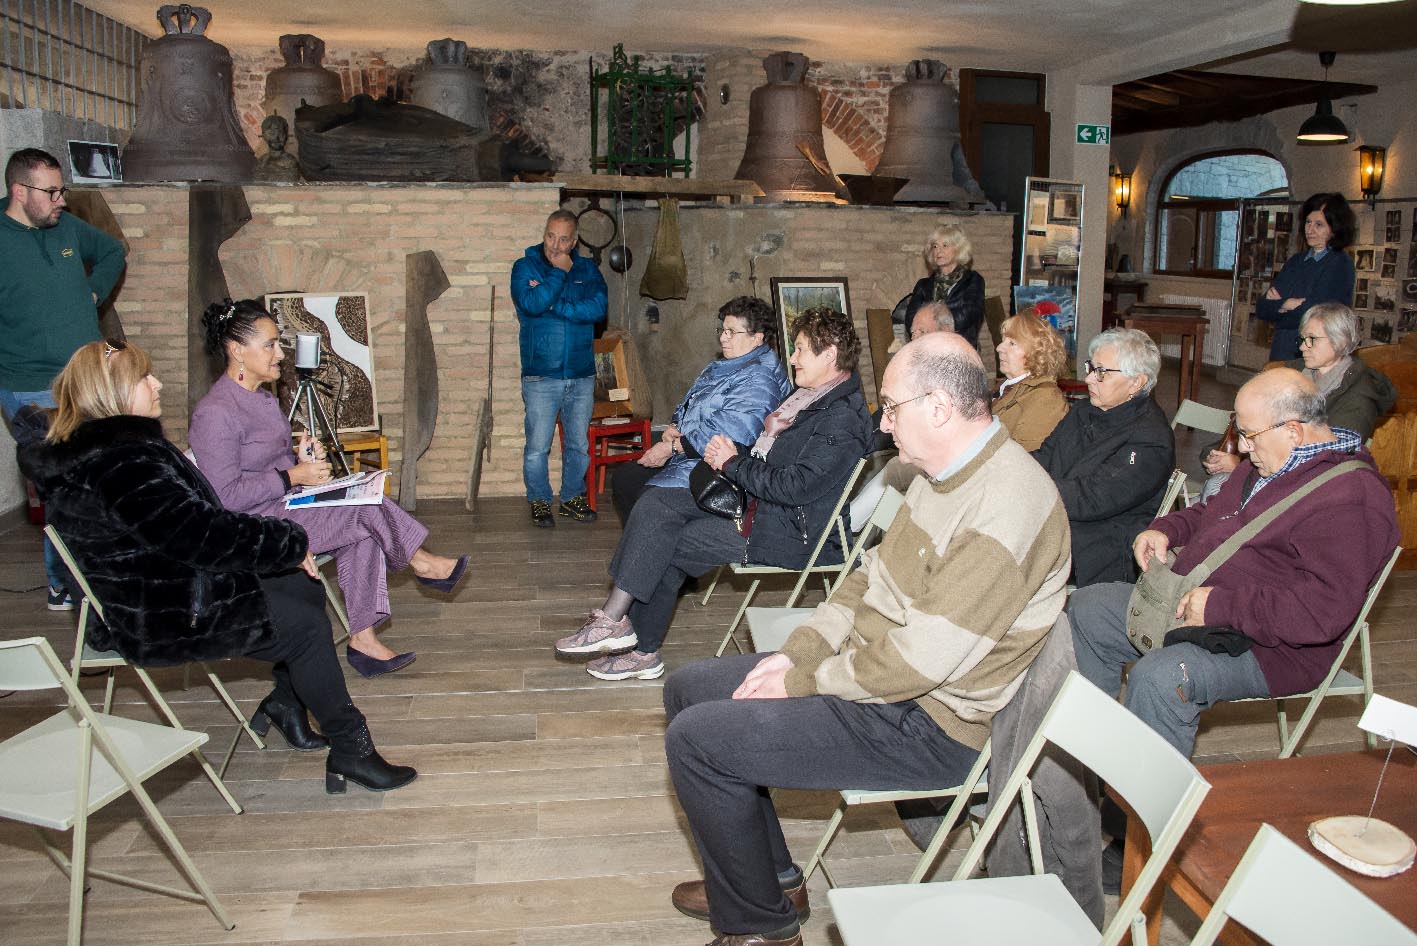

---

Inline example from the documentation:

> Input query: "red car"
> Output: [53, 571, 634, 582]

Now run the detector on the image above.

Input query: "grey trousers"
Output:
[664, 653, 978, 935]
[1068, 581, 1270, 758]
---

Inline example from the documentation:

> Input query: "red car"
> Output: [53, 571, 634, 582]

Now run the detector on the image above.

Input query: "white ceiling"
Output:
[85, 0, 1417, 83]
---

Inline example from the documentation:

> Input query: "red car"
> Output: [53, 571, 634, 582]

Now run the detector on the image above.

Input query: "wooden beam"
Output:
[556, 173, 765, 203]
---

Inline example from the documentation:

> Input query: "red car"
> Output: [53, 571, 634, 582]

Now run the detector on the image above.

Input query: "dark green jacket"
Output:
[1283, 357, 1397, 441]
[0, 197, 125, 390]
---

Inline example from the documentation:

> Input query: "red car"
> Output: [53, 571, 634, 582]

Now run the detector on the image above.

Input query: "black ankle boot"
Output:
[326, 722, 417, 794]
[250, 693, 329, 751]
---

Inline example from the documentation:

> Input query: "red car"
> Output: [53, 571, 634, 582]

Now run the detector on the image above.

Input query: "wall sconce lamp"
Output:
[1358, 144, 1386, 204]
[1111, 166, 1133, 216]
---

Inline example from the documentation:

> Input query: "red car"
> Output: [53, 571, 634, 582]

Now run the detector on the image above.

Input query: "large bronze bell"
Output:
[735, 52, 839, 203]
[262, 34, 343, 155]
[875, 60, 983, 207]
[410, 38, 489, 134]
[123, 5, 254, 182]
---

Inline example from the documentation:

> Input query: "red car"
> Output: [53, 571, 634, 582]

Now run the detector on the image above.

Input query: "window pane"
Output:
[975, 75, 1041, 105]
[1160, 206, 1197, 271]
[1204, 210, 1240, 271]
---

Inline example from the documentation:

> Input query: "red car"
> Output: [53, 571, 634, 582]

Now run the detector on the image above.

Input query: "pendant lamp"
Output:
[1296, 51, 1350, 143]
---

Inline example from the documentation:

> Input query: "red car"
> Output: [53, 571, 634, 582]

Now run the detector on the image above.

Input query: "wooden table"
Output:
[1117, 750, 1417, 946]
[1121, 304, 1209, 410]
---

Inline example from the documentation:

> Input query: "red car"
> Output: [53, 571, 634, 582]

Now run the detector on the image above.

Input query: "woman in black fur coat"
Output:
[17, 340, 416, 794]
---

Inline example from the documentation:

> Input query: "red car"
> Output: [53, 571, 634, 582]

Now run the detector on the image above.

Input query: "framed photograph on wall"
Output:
[67, 140, 122, 183]
[592, 337, 632, 419]
[265, 292, 380, 433]
[770, 277, 852, 375]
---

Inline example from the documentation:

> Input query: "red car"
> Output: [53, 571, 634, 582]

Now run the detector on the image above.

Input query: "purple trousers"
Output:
[276, 501, 429, 635]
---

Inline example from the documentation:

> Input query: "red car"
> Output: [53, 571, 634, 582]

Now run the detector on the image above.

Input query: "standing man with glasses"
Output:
[1069, 367, 1398, 758]
[1, 147, 126, 610]
[511, 209, 607, 528]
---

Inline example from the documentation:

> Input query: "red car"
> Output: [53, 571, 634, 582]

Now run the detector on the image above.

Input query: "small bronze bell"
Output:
[875, 60, 984, 207]
[735, 52, 839, 203]
[410, 38, 490, 134]
[123, 5, 254, 182]
[262, 34, 343, 156]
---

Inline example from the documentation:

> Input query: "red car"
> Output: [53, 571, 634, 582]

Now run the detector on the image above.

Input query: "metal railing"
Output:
[1, 0, 146, 130]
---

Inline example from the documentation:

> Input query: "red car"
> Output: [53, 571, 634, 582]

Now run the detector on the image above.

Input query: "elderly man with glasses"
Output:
[1069, 367, 1398, 759]
[1033, 327, 1175, 588]
[1, 147, 126, 610]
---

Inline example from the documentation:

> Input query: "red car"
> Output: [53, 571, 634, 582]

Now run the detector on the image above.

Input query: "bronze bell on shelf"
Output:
[262, 34, 343, 156]
[875, 59, 982, 206]
[410, 38, 490, 134]
[735, 51, 839, 203]
[123, 5, 255, 182]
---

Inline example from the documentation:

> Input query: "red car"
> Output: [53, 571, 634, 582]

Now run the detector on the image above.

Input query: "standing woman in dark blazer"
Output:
[1254, 192, 1357, 361]
[905, 223, 986, 349]
[18, 341, 416, 793]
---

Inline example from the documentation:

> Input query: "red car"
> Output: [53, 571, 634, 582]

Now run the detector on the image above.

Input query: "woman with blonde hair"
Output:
[904, 222, 986, 349]
[19, 340, 417, 794]
[992, 312, 1068, 451]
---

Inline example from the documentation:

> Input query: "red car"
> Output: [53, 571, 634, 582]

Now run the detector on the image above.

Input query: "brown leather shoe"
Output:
[672, 877, 810, 922]
[707, 932, 803, 946]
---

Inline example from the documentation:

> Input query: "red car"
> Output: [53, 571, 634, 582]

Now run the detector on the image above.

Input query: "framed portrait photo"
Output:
[770, 277, 852, 376]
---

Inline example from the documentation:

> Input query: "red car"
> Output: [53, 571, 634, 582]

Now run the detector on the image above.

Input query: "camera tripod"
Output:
[286, 370, 352, 477]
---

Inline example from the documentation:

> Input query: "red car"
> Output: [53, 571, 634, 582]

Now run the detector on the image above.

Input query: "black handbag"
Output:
[689, 460, 746, 525]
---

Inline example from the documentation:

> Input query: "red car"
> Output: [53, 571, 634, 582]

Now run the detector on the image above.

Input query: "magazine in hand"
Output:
[284, 469, 388, 508]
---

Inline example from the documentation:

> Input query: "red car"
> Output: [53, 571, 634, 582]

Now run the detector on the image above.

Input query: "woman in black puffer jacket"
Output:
[18, 340, 416, 795]
[553, 308, 873, 683]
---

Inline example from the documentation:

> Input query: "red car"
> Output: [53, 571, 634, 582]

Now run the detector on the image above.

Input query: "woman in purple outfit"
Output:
[189, 299, 468, 678]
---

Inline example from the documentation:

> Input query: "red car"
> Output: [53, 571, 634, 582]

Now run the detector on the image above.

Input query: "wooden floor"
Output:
[1, 360, 1413, 946]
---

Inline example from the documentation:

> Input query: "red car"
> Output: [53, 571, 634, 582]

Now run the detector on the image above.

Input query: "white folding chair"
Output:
[829, 671, 1212, 946]
[47, 525, 259, 807]
[1171, 399, 1231, 435]
[712, 458, 869, 657]
[1232, 546, 1400, 758]
[0, 637, 234, 946]
[1190, 824, 1416, 946]
[1155, 468, 1190, 518]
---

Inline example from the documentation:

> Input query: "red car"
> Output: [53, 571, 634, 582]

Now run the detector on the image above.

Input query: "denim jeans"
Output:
[0, 387, 67, 593]
[521, 375, 594, 503]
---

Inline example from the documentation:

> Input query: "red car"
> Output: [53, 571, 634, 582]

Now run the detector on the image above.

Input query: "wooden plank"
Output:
[556, 172, 764, 202]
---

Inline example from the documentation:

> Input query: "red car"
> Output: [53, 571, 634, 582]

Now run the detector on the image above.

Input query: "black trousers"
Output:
[664, 654, 979, 935]
[609, 485, 746, 653]
[610, 461, 658, 525]
[244, 570, 365, 746]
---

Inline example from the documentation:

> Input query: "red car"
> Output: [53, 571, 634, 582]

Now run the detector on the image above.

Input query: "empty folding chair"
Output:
[0, 636, 234, 946]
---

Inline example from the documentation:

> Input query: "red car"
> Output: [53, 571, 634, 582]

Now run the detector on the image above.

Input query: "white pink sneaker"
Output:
[587, 650, 664, 681]
[554, 609, 638, 656]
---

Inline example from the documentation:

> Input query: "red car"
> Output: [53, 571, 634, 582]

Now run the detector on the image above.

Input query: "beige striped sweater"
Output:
[781, 424, 1072, 750]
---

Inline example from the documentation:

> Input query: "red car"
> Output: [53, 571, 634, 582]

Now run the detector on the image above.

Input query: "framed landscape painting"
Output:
[770, 277, 852, 376]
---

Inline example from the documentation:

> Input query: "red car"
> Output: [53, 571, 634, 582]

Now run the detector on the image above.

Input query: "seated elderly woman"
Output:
[992, 311, 1068, 451]
[1034, 327, 1174, 587]
[610, 295, 791, 523]
[1203, 302, 1396, 483]
[904, 223, 986, 348]
[556, 308, 872, 681]
[189, 299, 468, 679]
[18, 341, 415, 793]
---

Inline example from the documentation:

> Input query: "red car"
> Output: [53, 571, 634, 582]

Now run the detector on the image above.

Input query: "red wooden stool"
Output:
[557, 417, 653, 511]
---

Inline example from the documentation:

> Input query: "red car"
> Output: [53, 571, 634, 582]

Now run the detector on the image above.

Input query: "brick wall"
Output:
[605, 206, 1014, 422]
[96, 182, 562, 502]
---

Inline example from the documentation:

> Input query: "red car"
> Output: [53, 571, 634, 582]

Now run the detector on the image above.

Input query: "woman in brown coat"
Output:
[993, 312, 1068, 451]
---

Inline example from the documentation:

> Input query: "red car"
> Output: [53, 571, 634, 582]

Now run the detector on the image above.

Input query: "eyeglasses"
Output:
[880, 390, 936, 422]
[1235, 420, 1289, 447]
[102, 339, 126, 360]
[1299, 334, 1329, 348]
[18, 181, 69, 202]
[718, 327, 755, 338]
[1084, 360, 1125, 379]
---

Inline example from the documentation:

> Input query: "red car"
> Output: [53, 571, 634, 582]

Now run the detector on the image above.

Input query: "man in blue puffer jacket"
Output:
[510, 209, 608, 528]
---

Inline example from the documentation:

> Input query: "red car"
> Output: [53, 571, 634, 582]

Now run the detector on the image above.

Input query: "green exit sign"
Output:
[1076, 123, 1111, 145]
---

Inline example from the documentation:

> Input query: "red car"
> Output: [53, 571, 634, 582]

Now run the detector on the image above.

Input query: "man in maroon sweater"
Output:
[1069, 367, 1398, 757]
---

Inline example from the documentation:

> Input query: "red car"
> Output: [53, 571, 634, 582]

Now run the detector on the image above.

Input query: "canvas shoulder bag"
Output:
[1125, 460, 1368, 653]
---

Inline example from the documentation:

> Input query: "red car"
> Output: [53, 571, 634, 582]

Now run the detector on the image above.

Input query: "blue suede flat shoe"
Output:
[416, 554, 469, 594]
[346, 648, 417, 678]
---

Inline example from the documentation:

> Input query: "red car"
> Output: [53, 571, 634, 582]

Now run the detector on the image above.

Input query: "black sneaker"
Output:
[558, 494, 598, 522]
[530, 500, 555, 528]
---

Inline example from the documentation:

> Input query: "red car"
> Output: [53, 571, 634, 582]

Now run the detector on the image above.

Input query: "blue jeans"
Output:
[0, 387, 68, 592]
[521, 376, 594, 503]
